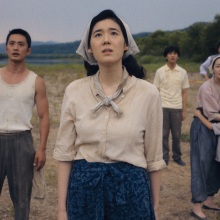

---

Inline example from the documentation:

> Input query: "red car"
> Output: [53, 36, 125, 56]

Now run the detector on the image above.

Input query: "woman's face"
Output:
[213, 58, 220, 79]
[88, 19, 128, 66]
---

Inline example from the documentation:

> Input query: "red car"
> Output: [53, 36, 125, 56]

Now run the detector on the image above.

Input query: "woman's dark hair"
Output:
[84, 9, 145, 79]
[84, 55, 145, 79]
[88, 9, 128, 48]
[163, 45, 180, 57]
[6, 28, 31, 48]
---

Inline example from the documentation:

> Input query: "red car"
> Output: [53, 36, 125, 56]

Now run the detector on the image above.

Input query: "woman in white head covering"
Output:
[54, 9, 165, 220]
[76, 9, 144, 78]
[190, 55, 220, 219]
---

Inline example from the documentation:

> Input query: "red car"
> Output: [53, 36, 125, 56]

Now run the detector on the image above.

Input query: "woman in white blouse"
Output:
[54, 9, 165, 220]
[190, 55, 220, 219]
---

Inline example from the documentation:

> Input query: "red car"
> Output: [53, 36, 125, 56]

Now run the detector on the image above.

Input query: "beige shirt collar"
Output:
[90, 68, 130, 115]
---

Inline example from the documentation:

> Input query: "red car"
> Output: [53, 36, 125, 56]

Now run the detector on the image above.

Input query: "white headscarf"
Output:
[76, 18, 140, 65]
[209, 55, 220, 74]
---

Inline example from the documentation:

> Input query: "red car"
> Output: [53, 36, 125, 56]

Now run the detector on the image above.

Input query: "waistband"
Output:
[73, 159, 146, 172]
[72, 160, 148, 206]
[0, 130, 31, 136]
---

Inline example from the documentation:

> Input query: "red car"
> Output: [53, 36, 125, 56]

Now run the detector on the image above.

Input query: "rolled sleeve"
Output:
[147, 160, 166, 172]
[144, 88, 166, 172]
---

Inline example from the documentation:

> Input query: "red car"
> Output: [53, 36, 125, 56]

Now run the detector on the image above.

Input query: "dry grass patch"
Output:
[1, 65, 220, 220]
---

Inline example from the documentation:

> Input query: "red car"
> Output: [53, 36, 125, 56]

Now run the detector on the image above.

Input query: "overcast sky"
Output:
[1, 0, 219, 44]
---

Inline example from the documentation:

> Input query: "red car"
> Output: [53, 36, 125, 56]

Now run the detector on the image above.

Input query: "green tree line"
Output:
[1, 14, 219, 64]
[136, 14, 220, 64]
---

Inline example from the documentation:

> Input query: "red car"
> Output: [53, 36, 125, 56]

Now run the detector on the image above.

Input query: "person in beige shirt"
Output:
[153, 46, 189, 166]
[54, 9, 165, 220]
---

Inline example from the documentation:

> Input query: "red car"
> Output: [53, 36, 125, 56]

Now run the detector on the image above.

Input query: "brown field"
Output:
[0, 68, 220, 220]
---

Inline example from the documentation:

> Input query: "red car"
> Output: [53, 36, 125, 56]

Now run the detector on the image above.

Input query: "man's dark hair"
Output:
[6, 28, 31, 48]
[163, 45, 180, 57]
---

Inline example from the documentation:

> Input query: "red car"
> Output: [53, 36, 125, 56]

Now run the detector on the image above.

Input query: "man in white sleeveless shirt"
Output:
[0, 29, 49, 220]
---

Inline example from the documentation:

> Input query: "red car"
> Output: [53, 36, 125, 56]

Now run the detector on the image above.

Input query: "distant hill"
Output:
[0, 32, 150, 55]
[32, 41, 57, 46]
[0, 41, 58, 54]
[31, 41, 81, 55]
[0, 43, 5, 54]
[132, 32, 151, 38]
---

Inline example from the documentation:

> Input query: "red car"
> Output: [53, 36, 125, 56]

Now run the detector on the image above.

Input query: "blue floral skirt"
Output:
[67, 160, 155, 220]
[190, 117, 220, 203]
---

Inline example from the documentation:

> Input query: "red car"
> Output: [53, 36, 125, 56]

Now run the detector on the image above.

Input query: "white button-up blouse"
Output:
[53, 69, 165, 172]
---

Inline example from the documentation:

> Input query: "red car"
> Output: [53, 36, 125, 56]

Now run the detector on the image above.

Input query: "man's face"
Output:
[166, 51, 179, 64]
[6, 34, 31, 62]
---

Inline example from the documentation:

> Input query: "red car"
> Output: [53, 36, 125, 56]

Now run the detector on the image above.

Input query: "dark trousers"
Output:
[0, 131, 35, 220]
[67, 160, 155, 220]
[163, 108, 182, 162]
[190, 118, 220, 203]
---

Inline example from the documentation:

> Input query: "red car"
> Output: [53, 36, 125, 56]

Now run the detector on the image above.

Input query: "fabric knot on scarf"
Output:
[91, 70, 128, 115]
[91, 95, 122, 115]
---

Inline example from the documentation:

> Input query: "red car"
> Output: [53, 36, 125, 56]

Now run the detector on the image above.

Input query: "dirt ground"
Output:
[0, 71, 220, 220]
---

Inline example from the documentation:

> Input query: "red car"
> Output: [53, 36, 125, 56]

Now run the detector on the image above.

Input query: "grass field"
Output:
[0, 62, 220, 220]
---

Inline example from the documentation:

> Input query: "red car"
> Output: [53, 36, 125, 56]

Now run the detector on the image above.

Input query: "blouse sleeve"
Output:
[200, 56, 212, 75]
[200, 84, 220, 121]
[144, 88, 166, 172]
[53, 87, 77, 161]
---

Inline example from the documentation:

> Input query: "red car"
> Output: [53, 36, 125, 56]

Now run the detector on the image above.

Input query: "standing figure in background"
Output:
[0, 29, 50, 220]
[190, 55, 220, 220]
[200, 41, 220, 80]
[54, 9, 165, 220]
[153, 46, 190, 166]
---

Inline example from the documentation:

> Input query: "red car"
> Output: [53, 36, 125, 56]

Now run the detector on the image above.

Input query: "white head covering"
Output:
[76, 18, 140, 65]
[209, 55, 220, 74]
